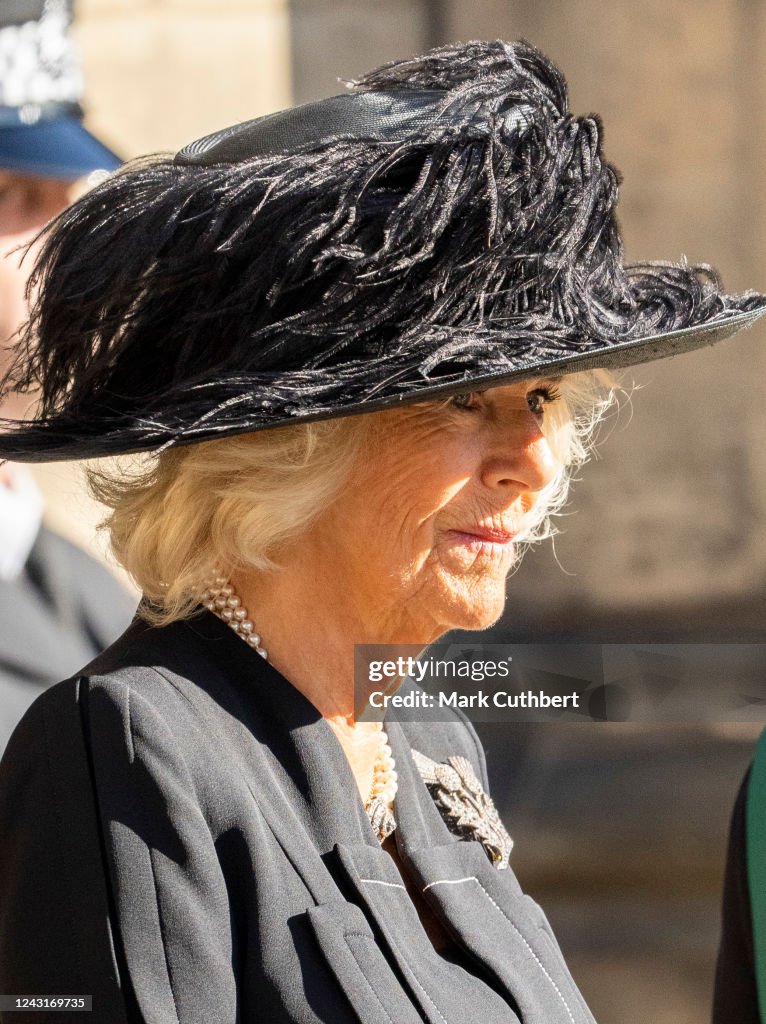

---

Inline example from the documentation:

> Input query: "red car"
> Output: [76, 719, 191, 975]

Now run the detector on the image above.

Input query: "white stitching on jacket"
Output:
[359, 878, 407, 890]
[421, 876, 577, 1024]
[422, 876, 475, 890]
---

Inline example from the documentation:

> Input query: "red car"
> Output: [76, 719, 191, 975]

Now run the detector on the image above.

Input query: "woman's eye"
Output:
[527, 385, 561, 415]
[450, 391, 480, 410]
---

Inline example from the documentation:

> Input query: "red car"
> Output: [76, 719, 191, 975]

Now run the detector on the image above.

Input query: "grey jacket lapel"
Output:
[134, 615, 593, 1024]
[332, 839, 519, 1024]
[386, 719, 596, 1024]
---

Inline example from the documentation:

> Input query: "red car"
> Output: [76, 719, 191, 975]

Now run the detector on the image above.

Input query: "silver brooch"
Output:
[411, 749, 513, 869]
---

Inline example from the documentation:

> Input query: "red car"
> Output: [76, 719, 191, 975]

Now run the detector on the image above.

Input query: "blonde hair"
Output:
[90, 368, 622, 625]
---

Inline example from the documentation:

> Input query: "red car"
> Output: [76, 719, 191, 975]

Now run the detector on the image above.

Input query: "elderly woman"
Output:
[0, 40, 763, 1024]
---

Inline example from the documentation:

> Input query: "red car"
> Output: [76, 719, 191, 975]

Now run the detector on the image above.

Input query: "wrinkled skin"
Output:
[234, 381, 562, 728]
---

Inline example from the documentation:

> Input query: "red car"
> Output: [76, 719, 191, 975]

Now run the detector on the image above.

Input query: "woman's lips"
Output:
[447, 527, 518, 548]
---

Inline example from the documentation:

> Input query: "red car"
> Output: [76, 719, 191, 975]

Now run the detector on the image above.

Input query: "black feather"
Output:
[1, 39, 763, 460]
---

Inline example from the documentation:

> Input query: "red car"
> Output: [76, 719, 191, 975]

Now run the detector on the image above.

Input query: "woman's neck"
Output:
[231, 563, 441, 729]
[323, 716, 386, 807]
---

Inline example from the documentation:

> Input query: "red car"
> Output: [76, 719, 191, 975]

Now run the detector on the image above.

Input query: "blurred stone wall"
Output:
[76, 0, 292, 157]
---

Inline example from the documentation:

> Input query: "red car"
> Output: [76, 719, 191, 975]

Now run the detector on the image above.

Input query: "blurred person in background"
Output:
[0, 0, 133, 753]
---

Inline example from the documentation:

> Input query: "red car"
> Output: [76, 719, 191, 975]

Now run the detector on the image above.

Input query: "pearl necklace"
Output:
[201, 576, 397, 842]
[201, 576, 269, 659]
[364, 731, 398, 842]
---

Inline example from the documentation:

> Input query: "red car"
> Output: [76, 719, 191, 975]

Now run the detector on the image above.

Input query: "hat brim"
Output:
[1, 304, 763, 463]
[0, 117, 121, 181]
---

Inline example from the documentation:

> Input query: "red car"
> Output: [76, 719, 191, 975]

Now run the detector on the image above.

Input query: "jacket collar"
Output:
[90, 611, 593, 1022]
[177, 608, 455, 853]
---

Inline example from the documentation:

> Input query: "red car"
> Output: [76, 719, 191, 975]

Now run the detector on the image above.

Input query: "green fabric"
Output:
[747, 729, 766, 1022]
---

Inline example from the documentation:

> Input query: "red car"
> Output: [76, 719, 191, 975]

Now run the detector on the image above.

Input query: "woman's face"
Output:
[301, 379, 563, 642]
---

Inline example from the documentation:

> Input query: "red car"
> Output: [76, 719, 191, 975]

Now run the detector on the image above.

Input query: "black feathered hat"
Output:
[1, 40, 764, 462]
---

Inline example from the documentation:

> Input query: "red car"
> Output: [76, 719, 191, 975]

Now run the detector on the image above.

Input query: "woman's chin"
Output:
[452, 604, 506, 632]
[433, 578, 508, 633]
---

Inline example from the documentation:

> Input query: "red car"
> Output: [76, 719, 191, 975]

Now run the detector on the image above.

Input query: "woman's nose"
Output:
[479, 420, 559, 495]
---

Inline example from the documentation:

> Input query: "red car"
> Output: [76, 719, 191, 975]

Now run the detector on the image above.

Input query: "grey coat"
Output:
[0, 610, 596, 1024]
[0, 525, 135, 754]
